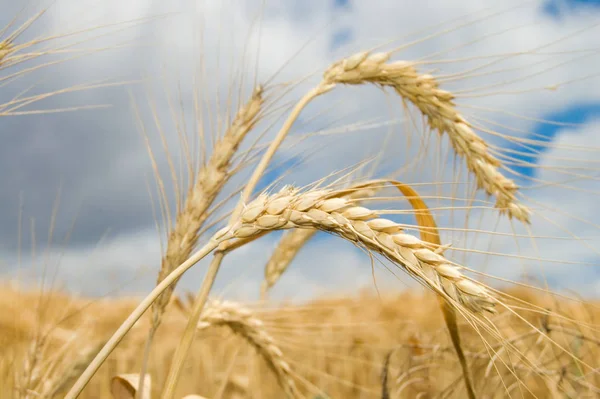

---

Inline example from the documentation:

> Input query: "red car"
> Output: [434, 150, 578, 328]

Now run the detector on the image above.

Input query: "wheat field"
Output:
[2, 284, 599, 398]
[1, 1, 600, 398]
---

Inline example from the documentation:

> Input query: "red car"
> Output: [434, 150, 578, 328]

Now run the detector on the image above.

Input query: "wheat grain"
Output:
[261, 185, 379, 298]
[196, 300, 301, 399]
[0, 40, 14, 65]
[227, 186, 496, 314]
[322, 51, 530, 223]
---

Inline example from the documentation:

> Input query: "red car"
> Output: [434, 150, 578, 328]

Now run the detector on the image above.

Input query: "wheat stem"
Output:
[238, 84, 333, 210]
[161, 250, 225, 398]
[64, 237, 225, 399]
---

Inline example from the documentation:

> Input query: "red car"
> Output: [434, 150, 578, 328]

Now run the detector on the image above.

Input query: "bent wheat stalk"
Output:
[160, 185, 496, 398]
[65, 184, 496, 398]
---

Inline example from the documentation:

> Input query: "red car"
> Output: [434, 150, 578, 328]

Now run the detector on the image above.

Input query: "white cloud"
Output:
[4, 0, 600, 301]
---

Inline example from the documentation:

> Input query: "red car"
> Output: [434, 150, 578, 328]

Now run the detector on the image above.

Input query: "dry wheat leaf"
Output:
[110, 374, 151, 399]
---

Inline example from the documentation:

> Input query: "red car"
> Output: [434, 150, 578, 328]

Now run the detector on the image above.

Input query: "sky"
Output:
[1, 0, 599, 302]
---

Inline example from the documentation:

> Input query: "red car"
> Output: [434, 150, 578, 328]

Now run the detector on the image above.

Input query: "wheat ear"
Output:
[152, 85, 264, 327]
[136, 86, 264, 397]
[260, 181, 477, 397]
[322, 51, 530, 223]
[195, 300, 301, 398]
[235, 186, 496, 313]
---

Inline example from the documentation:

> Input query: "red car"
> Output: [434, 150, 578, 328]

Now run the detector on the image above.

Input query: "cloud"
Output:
[1, 0, 599, 299]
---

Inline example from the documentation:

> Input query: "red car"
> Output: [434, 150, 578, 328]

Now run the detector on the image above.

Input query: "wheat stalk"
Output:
[160, 183, 495, 397]
[322, 51, 530, 223]
[194, 299, 301, 398]
[67, 184, 497, 398]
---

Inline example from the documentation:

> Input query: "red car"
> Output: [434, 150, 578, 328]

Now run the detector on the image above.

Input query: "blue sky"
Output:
[527, 0, 600, 179]
[544, 0, 600, 16]
[511, 104, 600, 178]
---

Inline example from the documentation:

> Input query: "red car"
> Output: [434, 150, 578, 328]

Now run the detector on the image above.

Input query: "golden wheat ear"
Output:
[150, 85, 264, 330]
[130, 84, 264, 396]
[259, 179, 480, 397]
[232, 186, 495, 313]
[321, 51, 529, 223]
[178, 298, 301, 398]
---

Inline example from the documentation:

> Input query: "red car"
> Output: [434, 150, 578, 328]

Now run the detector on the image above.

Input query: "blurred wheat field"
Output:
[2, 285, 599, 398]
[2, 0, 600, 398]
